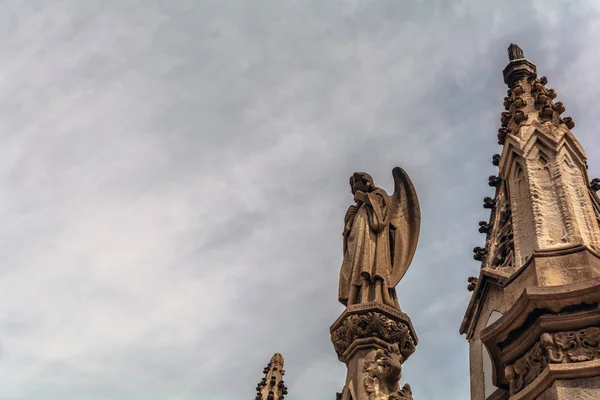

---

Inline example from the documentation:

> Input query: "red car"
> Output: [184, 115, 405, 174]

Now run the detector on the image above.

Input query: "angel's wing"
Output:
[388, 166, 421, 287]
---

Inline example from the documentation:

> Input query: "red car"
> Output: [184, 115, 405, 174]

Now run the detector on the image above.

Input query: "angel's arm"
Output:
[366, 192, 388, 233]
[354, 190, 369, 204]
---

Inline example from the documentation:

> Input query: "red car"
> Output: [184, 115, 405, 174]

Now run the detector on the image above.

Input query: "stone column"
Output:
[330, 302, 417, 400]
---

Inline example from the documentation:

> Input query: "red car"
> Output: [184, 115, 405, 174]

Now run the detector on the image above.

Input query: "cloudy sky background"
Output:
[1, 1, 600, 399]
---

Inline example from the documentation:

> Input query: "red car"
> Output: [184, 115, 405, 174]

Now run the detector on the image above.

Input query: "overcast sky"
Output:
[1, 1, 600, 400]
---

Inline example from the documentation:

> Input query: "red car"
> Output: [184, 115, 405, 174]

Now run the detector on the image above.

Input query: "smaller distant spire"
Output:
[508, 44, 524, 61]
[254, 353, 287, 400]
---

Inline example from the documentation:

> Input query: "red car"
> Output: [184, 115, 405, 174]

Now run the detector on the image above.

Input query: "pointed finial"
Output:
[508, 44, 524, 61]
[503, 44, 536, 88]
[270, 353, 284, 367]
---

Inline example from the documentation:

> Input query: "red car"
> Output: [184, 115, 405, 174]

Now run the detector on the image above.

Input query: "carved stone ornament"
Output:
[363, 344, 413, 400]
[489, 202, 514, 270]
[563, 116, 575, 129]
[512, 96, 526, 109]
[497, 128, 508, 145]
[478, 221, 492, 235]
[483, 196, 496, 209]
[513, 84, 524, 96]
[492, 154, 501, 167]
[488, 175, 502, 188]
[331, 312, 416, 362]
[508, 43, 524, 61]
[505, 327, 600, 395]
[513, 110, 527, 123]
[339, 168, 420, 309]
[467, 276, 478, 292]
[553, 101, 565, 114]
[472, 246, 487, 262]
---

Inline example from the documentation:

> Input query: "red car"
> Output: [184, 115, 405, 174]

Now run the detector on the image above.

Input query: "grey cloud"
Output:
[1, 1, 600, 400]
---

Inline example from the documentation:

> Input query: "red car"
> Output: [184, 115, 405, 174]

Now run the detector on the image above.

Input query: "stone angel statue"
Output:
[338, 167, 420, 309]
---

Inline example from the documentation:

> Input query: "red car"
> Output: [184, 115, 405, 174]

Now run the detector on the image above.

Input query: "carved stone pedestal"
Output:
[330, 303, 417, 400]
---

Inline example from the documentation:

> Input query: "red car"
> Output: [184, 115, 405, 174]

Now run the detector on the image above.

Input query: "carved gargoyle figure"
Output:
[478, 221, 492, 234]
[497, 128, 508, 145]
[513, 84, 524, 96]
[467, 276, 478, 292]
[539, 105, 554, 118]
[473, 246, 487, 262]
[492, 154, 501, 166]
[532, 79, 544, 93]
[512, 97, 526, 109]
[563, 116, 575, 129]
[548, 88, 557, 99]
[483, 197, 496, 209]
[513, 110, 527, 123]
[488, 175, 502, 187]
[553, 101, 565, 114]
[339, 168, 420, 309]
[501, 112, 511, 125]
[536, 93, 549, 106]
[591, 178, 600, 192]
[363, 344, 412, 400]
[503, 97, 512, 110]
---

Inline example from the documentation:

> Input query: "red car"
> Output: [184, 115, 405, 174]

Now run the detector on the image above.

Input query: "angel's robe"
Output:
[338, 187, 399, 308]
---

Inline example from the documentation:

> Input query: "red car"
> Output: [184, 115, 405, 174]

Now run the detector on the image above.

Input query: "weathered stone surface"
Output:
[338, 168, 420, 309]
[462, 44, 600, 400]
[538, 376, 600, 400]
[506, 327, 600, 395]
[254, 353, 287, 400]
[363, 344, 413, 400]
[335, 168, 421, 400]
[331, 307, 417, 363]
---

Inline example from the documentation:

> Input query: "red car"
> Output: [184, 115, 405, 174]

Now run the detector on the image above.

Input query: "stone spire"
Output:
[461, 45, 600, 400]
[254, 353, 287, 400]
[493, 44, 599, 269]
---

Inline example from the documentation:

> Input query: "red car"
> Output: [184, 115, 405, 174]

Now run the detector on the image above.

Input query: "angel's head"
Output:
[350, 172, 375, 194]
